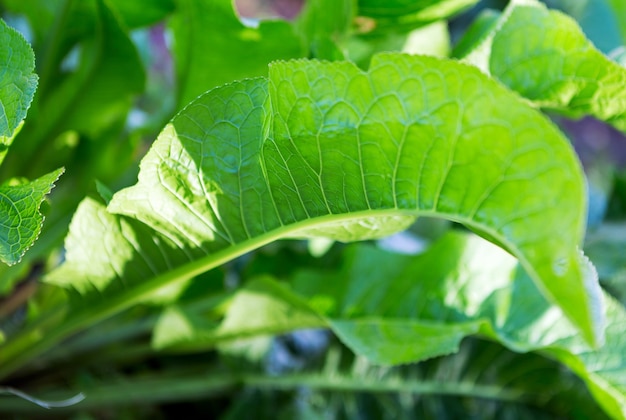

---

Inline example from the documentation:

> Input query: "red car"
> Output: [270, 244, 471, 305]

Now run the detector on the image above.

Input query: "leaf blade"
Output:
[467, 0, 626, 132]
[0, 18, 38, 147]
[0, 168, 64, 265]
[18, 52, 597, 377]
[108, 53, 596, 344]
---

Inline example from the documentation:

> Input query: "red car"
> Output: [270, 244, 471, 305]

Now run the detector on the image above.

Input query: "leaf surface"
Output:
[169, 0, 306, 107]
[295, 0, 354, 60]
[165, 233, 625, 418]
[0, 169, 64, 265]
[100, 53, 596, 342]
[0, 18, 37, 143]
[11, 52, 596, 377]
[465, 0, 626, 132]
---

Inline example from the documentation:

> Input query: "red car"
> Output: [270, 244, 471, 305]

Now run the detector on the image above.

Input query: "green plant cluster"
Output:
[0, 0, 626, 418]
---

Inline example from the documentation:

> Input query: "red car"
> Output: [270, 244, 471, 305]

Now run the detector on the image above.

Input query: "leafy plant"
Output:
[1, 0, 626, 418]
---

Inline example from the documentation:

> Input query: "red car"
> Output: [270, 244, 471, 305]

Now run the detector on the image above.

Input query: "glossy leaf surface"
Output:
[47, 53, 597, 345]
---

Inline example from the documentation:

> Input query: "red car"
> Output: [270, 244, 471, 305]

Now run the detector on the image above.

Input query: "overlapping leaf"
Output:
[44, 0, 146, 138]
[464, 0, 626, 132]
[3, 0, 146, 173]
[158, 232, 625, 418]
[169, 0, 306, 108]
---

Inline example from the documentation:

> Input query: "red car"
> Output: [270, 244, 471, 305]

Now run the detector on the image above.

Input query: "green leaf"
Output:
[6, 0, 146, 169]
[106, 54, 598, 343]
[44, 197, 189, 304]
[329, 319, 482, 364]
[451, 9, 500, 59]
[0, 18, 38, 141]
[294, 0, 355, 60]
[0, 168, 64, 265]
[47, 0, 145, 137]
[154, 231, 626, 418]
[545, 0, 625, 54]
[210, 233, 625, 418]
[355, 0, 479, 34]
[169, 0, 306, 108]
[107, 0, 175, 28]
[466, 0, 626, 132]
[3, 52, 597, 377]
[358, 0, 478, 20]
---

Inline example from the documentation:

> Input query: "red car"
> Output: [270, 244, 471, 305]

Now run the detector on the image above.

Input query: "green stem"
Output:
[0, 371, 533, 413]
[36, 0, 76, 96]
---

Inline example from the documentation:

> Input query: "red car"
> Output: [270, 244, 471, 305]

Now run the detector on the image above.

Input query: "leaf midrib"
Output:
[0, 205, 528, 378]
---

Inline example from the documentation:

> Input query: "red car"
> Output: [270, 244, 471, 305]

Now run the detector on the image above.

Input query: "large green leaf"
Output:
[169, 0, 306, 108]
[0, 18, 37, 148]
[159, 233, 625, 419]
[112, 53, 596, 342]
[1, 52, 597, 376]
[464, 0, 626, 132]
[99, 54, 595, 339]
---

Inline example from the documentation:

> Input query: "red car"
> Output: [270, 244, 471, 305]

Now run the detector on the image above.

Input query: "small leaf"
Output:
[0, 18, 38, 140]
[330, 319, 482, 364]
[0, 168, 64, 265]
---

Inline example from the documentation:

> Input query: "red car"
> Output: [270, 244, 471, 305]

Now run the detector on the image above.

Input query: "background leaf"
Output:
[169, 0, 306, 108]
[544, 0, 626, 54]
[466, 0, 626, 132]
[358, 0, 478, 18]
[161, 232, 625, 418]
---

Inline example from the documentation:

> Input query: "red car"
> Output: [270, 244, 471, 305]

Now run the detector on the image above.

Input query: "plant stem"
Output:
[0, 370, 533, 413]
